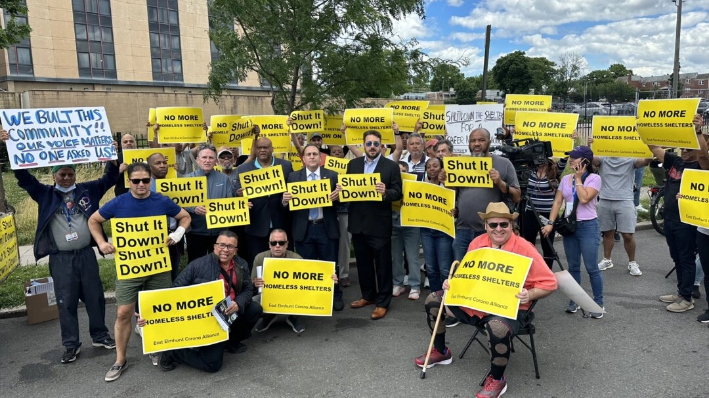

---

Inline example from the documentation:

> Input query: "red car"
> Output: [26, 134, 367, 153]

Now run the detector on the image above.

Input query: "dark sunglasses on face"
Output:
[487, 222, 510, 229]
[365, 141, 381, 147]
[130, 178, 151, 185]
[269, 240, 287, 246]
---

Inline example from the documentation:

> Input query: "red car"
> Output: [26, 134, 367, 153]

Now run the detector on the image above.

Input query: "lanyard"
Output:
[62, 193, 75, 232]
[571, 172, 588, 202]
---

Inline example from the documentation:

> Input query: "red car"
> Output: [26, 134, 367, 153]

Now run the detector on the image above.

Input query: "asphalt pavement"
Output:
[1, 228, 707, 398]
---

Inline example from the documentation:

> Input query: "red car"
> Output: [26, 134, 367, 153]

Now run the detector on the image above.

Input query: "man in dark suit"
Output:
[235, 136, 294, 267]
[341, 130, 403, 320]
[283, 144, 345, 312]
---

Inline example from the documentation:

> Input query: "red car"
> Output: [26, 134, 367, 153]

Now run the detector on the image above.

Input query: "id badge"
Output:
[65, 232, 78, 242]
[564, 201, 574, 217]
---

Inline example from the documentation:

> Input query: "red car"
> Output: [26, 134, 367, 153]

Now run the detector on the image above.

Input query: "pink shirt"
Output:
[559, 173, 601, 221]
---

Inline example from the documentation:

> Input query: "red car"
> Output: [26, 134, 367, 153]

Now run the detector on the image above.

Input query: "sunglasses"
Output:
[214, 243, 237, 251]
[487, 222, 511, 229]
[130, 178, 151, 185]
[365, 141, 381, 147]
[269, 240, 287, 246]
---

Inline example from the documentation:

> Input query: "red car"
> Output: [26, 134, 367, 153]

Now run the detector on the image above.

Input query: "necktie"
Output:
[309, 172, 318, 220]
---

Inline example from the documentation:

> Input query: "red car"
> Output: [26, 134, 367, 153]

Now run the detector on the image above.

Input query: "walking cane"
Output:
[420, 260, 460, 379]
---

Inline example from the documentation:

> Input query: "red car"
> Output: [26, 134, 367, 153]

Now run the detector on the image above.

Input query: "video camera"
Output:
[493, 129, 553, 192]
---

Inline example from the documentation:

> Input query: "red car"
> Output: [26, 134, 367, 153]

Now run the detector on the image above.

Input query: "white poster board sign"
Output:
[445, 104, 504, 154]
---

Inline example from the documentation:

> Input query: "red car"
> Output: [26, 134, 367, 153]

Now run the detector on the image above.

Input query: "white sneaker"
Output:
[635, 205, 647, 212]
[424, 277, 430, 288]
[628, 261, 642, 276]
[393, 285, 406, 297]
[598, 258, 614, 271]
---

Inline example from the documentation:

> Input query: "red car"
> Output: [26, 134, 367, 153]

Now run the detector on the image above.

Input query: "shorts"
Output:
[115, 272, 172, 306]
[598, 199, 636, 233]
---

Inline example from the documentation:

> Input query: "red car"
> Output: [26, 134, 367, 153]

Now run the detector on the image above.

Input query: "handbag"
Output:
[553, 175, 586, 236]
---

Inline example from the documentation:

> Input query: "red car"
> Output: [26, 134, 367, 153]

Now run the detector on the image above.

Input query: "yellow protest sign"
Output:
[443, 157, 493, 187]
[156, 107, 206, 144]
[504, 94, 552, 125]
[591, 116, 653, 158]
[241, 138, 253, 155]
[514, 111, 577, 157]
[287, 179, 332, 211]
[678, 169, 709, 228]
[421, 107, 446, 136]
[447, 247, 533, 319]
[261, 258, 335, 316]
[210, 115, 252, 147]
[400, 180, 455, 237]
[213, 165, 223, 173]
[322, 115, 346, 145]
[0, 214, 19, 283]
[392, 172, 417, 212]
[385, 101, 429, 132]
[111, 216, 172, 280]
[139, 280, 227, 354]
[323, 155, 350, 175]
[246, 115, 290, 153]
[156, 177, 207, 207]
[240, 165, 286, 199]
[427, 105, 445, 111]
[286, 145, 303, 171]
[289, 110, 325, 134]
[636, 99, 701, 149]
[338, 173, 382, 202]
[148, 108, 156, 141]
[478, 101, 497, 105]
[122, 147, 177, 187]
[344, 108, 394, 145]
[206, 197, 250, 229]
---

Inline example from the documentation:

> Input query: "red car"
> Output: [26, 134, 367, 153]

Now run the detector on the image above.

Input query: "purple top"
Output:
[559, 173, 602, 221]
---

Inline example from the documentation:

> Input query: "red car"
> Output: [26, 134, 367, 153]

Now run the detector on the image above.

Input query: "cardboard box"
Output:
[24, 277, 58, 325]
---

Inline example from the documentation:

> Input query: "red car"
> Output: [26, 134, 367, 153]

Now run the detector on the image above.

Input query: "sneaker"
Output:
[254, 314, 277, 332]
[92, 337, 116, 349]
[424, 277, 430, 289]
[696, 310, 709, 323]
[692, 285, 701, 299]
[104, 361, 127, 382]
[61, 347, 80, 364]
[445, 316, 460, 328]
[158, 352, 175, 372]
[659, 293, 679, 303]
[286, 316, 305, 334]
[666, 298, 694, 313]
[636, 204, 647, 212]
[225, 342, 248, 354]
[477, 375, 507, 398]
[149, 353, 159, 366]
[589, 307, 605, 319]
[393, 285, 406, 297]
[628, 261, 642, 276]
[414, 346, 452, 368]
[598, 258, 614, 271]
[565, 301, 579, 313]
[134, 323, 142, 337]
[403, 275, 409, 286]
[408, 290, 420, 300]
[420, 263, 426, 271]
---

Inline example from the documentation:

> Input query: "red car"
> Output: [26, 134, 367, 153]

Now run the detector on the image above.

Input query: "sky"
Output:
[391, 0, 709, 78]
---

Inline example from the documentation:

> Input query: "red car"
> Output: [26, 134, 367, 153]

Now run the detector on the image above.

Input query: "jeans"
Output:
[420, 228, 454, 293]
[453, 228, 485, 261]
[634, 167, 645, 207]
[664, 219, 697, 301]
[563, 219, 604, 307]
[392, 225, 422, 290]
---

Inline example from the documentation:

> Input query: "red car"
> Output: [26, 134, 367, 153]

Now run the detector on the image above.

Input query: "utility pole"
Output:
[671, 0, 682, 99]
[481, 25, 491, 101]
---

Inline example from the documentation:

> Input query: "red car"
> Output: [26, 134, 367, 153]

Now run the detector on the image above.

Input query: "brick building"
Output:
[618, 72, 709, 99]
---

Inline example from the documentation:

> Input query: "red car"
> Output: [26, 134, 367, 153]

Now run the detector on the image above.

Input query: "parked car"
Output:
[613, 103, 637, 116]
[697, 100, 709, 115]
[571, 102, 610, 117]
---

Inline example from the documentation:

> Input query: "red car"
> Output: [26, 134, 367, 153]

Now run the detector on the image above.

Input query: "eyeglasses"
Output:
[487, 222, 511, 229]
[365, 141, 381, 148]
[269, 240, 287, 246]
[214, 243, 237, 251]
[130, 178, 151, 185]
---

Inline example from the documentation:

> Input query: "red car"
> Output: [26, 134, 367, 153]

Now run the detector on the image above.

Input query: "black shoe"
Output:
[697, 310, 709, 323]
[255, 314, 277, 332]
[92, 337, 116, 349]
[61, 347, 80, 364]
[333, 298, 345, 312]
[692, 286, 701, 299]
[159, 351, 176, 371]
[225, 342, 247, 354]
[286, 316, 305, 334]
[445, 316, 460, 328]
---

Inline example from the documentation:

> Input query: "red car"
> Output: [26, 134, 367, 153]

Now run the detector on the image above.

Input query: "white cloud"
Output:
[448, 32, 485, 42]
[391, 12, 434, 40]
[447, 0, 463, 6]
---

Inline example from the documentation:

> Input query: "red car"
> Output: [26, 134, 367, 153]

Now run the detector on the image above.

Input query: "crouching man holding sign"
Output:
[414, 203, 557, 398]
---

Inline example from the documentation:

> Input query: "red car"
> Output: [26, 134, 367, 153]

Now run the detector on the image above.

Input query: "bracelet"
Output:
[575, 183, 583, 186]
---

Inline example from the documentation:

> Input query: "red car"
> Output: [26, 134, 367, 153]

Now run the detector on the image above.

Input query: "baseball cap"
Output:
[310, 133, 323, 140]
[565, 146, 593, 161]
[217, 147, 233, 158]
[425, 139, 438, 149]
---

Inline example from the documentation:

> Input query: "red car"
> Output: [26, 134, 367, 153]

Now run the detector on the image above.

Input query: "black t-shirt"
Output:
[663, 151, 701, 222]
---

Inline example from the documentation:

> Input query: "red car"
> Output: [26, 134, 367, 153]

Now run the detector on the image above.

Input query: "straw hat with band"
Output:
[477, 202, 519, 221]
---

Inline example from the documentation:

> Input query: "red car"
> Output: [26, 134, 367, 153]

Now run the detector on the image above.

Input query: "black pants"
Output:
[351, 233, 393, 308]
[696, 232, 709, 309]
[295, 222, 343, 301]
[185, 233, 219, 263]
[48, 247, 109, 349]
[664, 219, 697, 301]
[520, 209, 555, 268]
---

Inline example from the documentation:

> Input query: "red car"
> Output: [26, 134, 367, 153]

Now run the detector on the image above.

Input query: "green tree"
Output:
[597, 81, 636, 103]
[551, 52, 585, 103]
[0, 0, 31, 49]
[206, 0, 433, 114]
[528, 56, 556, 94]
[454, 78, 478, 104]
[429, 63, 464, 92]
[491, 51, 533, 95]
[609, 63, 633, 79]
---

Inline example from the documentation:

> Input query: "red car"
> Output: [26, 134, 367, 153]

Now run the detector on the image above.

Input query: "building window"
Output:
[3, 3, 33, 76]
[207, 1, 236, 85]
[699, 80, 705, 86]
[685, 78, 691, 83]
[148, 0, 182, 82]
[72, 0, 116, 79]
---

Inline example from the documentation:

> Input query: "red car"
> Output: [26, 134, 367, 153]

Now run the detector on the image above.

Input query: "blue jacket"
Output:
[15, 162, 119, 261]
